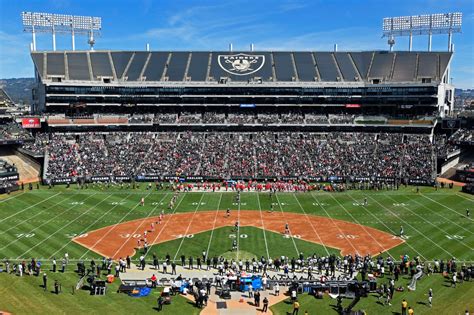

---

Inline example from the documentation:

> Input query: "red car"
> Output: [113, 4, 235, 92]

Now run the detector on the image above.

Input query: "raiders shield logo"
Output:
[446, 120, 456, 128]
[218, 53, 265, 76]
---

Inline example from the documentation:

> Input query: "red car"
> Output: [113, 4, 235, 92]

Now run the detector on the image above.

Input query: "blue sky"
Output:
[0, 0, 472, 88]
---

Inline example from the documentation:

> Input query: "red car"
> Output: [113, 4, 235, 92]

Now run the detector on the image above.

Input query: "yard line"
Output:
[409, 198, 473, 235]
[327, 193, 394, 259]
[173, 193, 206, 261]
[309, 192, 359, 255]
[293, 194, 330, 256]
[256, 192, 270, 260]
[49, 193, 136, 259]
[0, 192, 80, 235]
[236, 192, 241, 260]
[384, 195, 474, 251]
[0, 191, 25, 203]
[205, 193, 222, 259]
[78, 192, 152, 260]
[110, 193, 170, 259]
[346, 193, 426, 260]
[275, 193, 300, 256]
[456, 193, 474, 202]
[17, 194, 114, 259]
[0, 193, 98, 251]
[0, 192, 61, 223]
[420, 194, 473, 222]
[143, 191, 187, 260]
[367, 195, 457, 258]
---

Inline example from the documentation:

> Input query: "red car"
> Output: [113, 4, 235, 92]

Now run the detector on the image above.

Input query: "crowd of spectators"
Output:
[28, 131, 437, 181]
[0, 121, 32, 141]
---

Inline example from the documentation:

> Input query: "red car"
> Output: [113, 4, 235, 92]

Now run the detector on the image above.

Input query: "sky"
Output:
[0, 0, 473, 88]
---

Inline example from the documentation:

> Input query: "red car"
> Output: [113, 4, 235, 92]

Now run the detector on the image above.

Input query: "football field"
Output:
[0, 185, 473, 264]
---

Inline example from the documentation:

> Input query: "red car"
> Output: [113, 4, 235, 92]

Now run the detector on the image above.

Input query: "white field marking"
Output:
[173, 193, 206, 261]
[78, 192, 152, 260]
[456, 193, 474, 202]
[0, 193, 97, 251]
[409, 197, 473, 235]
[205, 193, 223, 260]
[384, 195, 474, 251]
[309, 192, 359, 255]
[256, 192, 270, 260]
[0, 191, 25, 203]
[0, 192, 62, 224]
[367, 195, 457, 258]
[17, 194, 114, 259]
[346, 193, 426, 260]
[420, 194, 473, 222]
[0, 192, 79, 236]
[327, 193, 394, 259]
[236, 192, 242, 260]
[110, 193, 170, 259]
[293, 194, 330, 256]
[143, 192, 187, 260]
[275, 193, 299, 256]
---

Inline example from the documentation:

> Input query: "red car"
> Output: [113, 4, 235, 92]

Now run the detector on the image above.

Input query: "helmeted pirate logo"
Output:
[218, 53, 265, 76]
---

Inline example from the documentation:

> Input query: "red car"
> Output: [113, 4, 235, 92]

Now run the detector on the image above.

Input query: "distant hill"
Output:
[0, 78, 35, 105]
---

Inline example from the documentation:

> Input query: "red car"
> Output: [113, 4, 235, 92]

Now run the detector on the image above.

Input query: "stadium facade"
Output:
[31, 50, 453, 120]
[26, 49, 457, 185]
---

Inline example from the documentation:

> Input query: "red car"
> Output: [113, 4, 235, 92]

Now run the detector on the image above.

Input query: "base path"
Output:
[73, 210, 404, 259]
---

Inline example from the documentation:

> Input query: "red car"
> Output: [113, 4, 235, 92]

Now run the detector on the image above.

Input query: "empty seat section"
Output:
[111, 52, 133, 79]
[313, 52, 339, 81]
[392, 52, 416, 81]
[273, 52, 296, 81]
[67, 53, 90, 80]
[350, 52, 373, 79]
[187, 52, 209, 81]
[368, 52, 394, 78]
[90, 52, 113, 79]
[143, 52, 169, 81]
[47, 53, 65, 76]
[334, 53, 358, 81]
[293, 52, 316, 81]
[125, 52, 148, 81]
[167, 52, 189, 81]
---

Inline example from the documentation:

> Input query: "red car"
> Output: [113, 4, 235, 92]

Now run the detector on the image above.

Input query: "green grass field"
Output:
[0, 185, 473, 314]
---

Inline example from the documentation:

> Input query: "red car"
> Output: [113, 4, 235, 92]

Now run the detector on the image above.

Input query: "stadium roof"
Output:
[31, 50, 452, 84]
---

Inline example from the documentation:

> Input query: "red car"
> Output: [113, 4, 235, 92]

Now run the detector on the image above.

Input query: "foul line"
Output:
[0, 192, 62, 224]
[275, 193, 300, 256]
[172, 193, 206, 261]
[110, 193, 170, 259]
[78, 192, 153, 260]
[256, 192, 271, 260]
[50, 193, 136, 259]
[237, 192, 241, 260]
[293, 194, 330, 256]
[309, 192, 359, 255]
[18, 194, 114, 259]
[368, 195, 456, 258]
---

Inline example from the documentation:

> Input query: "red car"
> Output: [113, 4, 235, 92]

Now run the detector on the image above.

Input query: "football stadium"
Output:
[0, 4, 473, 315]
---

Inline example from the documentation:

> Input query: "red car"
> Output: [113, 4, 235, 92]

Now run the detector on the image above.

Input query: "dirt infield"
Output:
[73, 210, 404, 259]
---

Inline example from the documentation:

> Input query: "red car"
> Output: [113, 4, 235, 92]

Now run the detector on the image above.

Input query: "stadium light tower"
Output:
[382, 13, 462, 52]
[21, 12, 102, 51]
